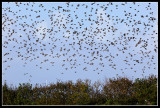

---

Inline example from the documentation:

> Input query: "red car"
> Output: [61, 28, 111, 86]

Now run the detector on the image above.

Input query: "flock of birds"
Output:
[2, 2, 158, 81]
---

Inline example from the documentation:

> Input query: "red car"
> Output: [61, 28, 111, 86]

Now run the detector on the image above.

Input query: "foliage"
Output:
[132, 75, 157, 105]
[2, 75, 157, 105]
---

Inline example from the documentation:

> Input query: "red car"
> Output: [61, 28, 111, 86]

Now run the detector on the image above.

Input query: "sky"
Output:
[2, 2, 158, 87]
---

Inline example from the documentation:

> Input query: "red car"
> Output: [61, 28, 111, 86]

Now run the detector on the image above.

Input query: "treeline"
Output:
[3, 75, 157, 105]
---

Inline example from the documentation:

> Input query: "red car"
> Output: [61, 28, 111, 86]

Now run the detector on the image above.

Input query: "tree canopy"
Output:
[2, 75, 157, 105]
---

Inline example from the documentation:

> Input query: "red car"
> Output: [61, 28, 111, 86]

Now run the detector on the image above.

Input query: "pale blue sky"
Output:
[2, 2, 158, 87]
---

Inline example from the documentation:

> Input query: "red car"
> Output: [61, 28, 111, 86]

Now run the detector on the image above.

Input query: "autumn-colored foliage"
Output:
[2, 75, 157, 105]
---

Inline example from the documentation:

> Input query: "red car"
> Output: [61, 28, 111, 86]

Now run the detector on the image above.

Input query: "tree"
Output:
[102, 77, 137, 105]
[15, 83, 32, 105]
[133, 75, 157, 105]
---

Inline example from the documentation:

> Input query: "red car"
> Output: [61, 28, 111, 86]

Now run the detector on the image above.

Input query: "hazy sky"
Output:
[2, 2, 158, 87]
